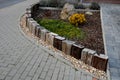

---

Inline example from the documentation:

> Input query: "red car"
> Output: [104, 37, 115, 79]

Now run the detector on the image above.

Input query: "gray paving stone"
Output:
[32, 74, 39, 80]
[49, 63, 56, 70]
[111, 76, 120, 80]
[109, 59, 120, 68]
[0, 0, 98, 80]
[69, 67, 75, 80]
[86, 75, 92, 80]
[75, 71, 81, 80]
[58, 64, 65, 80]
[12, 73, 21, 80]
[0, 74, 5, 80]
[63, 75, 69, 80]
[5, 76, 12, 80]
[8, 69, 17, 77]
[44, 76, 51, 80]
[25, 64, 33, 72]
[81, 73, 87, 80]
[40, 71, 47, 79]
[25, 76, 32, 80]
[101, 4, 120, 80]
[36, 61, 46, 75]
[46, 69, 54, 77]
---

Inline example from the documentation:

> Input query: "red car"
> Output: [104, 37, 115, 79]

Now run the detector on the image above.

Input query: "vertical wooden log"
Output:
[23, 14, 27, 28]
[62, 41, 67, 54]
[81, 48, 89, 63]
[26, 8, 31, 27]
[87, 50, 96, 65]
[30, 21, 37, 35]
[38, 26, 44, 38]
[91, 54, 108, 71]
[26, 8, 31, 15]
[20, 14, 26, 28]
[71, 44, 84, 59]
[53, 36, 65, 51]
[46, 32, 58, 46]
[62, 40, 75, 55]
[81, 48, 96, 65]
[31, 22, 39, 35]
[35, 26, 40, 37]
[35, 25, 42, 37]
[27, 18, 33, 32]
[41, 29, 49, 41]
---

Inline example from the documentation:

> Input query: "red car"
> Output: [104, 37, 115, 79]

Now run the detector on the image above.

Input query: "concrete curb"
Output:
[100, 4, 111, 80]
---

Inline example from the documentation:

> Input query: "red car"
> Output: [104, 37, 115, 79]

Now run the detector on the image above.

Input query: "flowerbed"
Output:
[36, 9, 104, 55]
[20, 3, 109, 79]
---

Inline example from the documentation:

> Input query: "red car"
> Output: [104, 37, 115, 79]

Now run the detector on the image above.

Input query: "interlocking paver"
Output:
[69, 67, 75, 80]
[12, 73, 21, 80]
[101, 3, 120, 80]
[0, 0, 101, 80]
[75, 71, 81, 80]
[5, 76, 12, 80]
[25, 76, 32, 80]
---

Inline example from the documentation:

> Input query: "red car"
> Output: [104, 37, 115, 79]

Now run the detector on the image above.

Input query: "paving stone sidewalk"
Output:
[0, 0, 97, 80]
[101, 3, 120, 80]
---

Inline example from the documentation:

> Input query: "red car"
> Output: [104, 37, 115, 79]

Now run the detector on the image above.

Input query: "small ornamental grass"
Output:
[69, 13, 86, 26]
[37, 18, 86, 40]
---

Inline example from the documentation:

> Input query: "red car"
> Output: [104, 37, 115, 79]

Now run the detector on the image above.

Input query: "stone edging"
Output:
[19, 2, 108, 80]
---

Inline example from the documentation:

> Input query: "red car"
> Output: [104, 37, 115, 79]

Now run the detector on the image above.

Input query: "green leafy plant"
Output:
[37, 19, 86, 40]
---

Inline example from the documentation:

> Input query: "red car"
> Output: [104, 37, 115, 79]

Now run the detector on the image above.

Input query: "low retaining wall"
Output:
[20, 3, 108, 72]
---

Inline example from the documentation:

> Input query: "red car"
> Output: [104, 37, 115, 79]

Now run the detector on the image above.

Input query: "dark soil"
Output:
[35, 9, 104, 54]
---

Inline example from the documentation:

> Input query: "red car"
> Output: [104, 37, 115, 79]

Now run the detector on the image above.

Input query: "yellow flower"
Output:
[68, 13, 86, 26]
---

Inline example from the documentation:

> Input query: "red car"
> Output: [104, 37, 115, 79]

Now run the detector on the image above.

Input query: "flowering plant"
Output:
[69, 13, 86, 26]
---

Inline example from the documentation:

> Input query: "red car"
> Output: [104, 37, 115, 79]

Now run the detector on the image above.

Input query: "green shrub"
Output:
[37, 19, 86, 40]
[90, 2, 100, 10]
